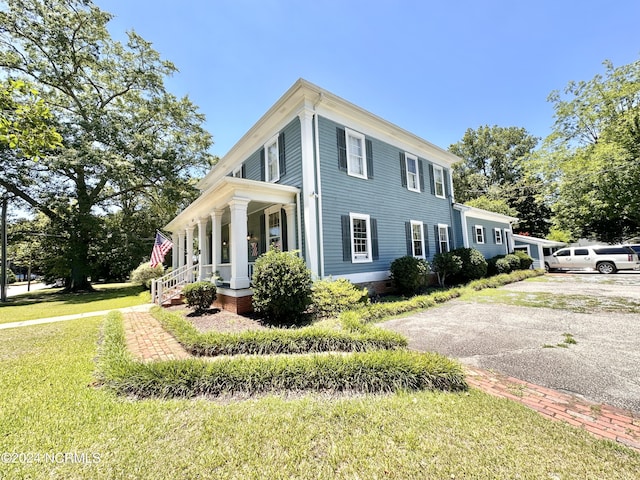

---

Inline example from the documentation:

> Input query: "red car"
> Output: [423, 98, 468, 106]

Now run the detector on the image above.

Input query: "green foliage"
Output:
[431, 252, 463, 287]
[465, 197, 517, 217]
[513, 250, 534, 270]
[310, 278, 369, 318]
[6, 269, 17, 284]
[154, 308, 405, 356]
[505, 254, 522, 271]
[99, 312, 466, 398]
[251, 249, 312, 322]
[466, 269, 544, 291]
[0, 0, 214, 291]
[182, 281, 216, 314]
[488, 254, 528, 275]
[129, 262, 164, 289]
[390, 256, 431, 296]
[450, 248, 487, 283]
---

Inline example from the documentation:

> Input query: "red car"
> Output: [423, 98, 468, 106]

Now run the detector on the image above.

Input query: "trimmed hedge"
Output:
[98, 312, 467, 399]
[310, 278, 369, 318]
[153, 307, 407, 356]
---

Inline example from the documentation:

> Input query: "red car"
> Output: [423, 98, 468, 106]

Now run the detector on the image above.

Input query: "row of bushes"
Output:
[97, 312, 467, 399]
[153, 307, 407, 356]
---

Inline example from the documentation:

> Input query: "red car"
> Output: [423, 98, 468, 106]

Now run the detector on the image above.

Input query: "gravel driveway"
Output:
[381, 273, 640, 414]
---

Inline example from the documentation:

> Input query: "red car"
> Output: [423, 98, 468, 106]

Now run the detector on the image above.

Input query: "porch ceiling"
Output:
[165, 177, 300, 232]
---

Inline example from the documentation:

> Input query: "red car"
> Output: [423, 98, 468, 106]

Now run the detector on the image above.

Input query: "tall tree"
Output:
[544, 58, 640, 242]
[0, 0, 214, 291]
[449, 125, 551, 237]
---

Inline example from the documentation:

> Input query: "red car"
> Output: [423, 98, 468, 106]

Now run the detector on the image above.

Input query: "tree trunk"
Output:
[64, 195, 95, 293]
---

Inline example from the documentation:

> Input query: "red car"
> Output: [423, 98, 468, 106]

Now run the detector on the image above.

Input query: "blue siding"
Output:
[466, 217, 510, 258]
[318, 116, 455, 276]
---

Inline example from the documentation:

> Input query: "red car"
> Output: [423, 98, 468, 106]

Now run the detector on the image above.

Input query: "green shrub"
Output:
[450, 247, 487, 283]
[252, 249, 312, 322]
[6, 269, 17, 284]
[505, 254, 522, 271]
[390, 256, 431, 296]
[495, 257, 512, 274]
[154, 307, 406, 356]
[310, 278, 369, 318]
[431, 252, 463, 287]
[98, 313, 467, 399]
[130, 262, 164, 289]
[183, 281, 217, 314]
[513, 250, 534, 270]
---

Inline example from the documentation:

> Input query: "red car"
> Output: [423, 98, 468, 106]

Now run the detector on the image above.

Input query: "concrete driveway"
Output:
[381, 273, 640, 414]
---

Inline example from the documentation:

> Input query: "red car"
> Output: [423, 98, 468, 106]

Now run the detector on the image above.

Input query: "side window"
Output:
[405, 154, 420, 192]
[410, 220, 425, 258]
[350, 213, 371, 263]
[474, 225, 485, 244]
[437, 224, 450, 253]
[555, 249, 570, 257]
[346, 129, 367, 179]
[433, 165, 445, 198]
[494, 228, 503, 245]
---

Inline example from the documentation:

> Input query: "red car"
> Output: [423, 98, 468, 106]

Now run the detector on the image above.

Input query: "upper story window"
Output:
[346, 129, 367, 179]
[264, 135, 280, 183]
[433, 165, 445, 198]
[494, 228, 503, 245]
[411, 220, 425, 258]
[231, 164, 245, 178]
[474, 225, 485, 244]
[438, 224, 450, 253]
[405, 154, 420, 192]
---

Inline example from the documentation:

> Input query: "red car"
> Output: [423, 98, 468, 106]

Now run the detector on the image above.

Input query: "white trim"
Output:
[410, 220, 425, 259]
[437, 223, 450, 253]
[494, 227, 503, 245]
[405, 153, 420, 192]
[333, 270, 390, 284]
[231, 165, 243, 178]
[474, 225, 485, 244]
[216, 287, 253, 297]
[453, 203, 519, 223]
[350, 212, 372, 263]
[460, 209, 469, 248]
[298, 107, 319, 277]
[345, 128, 367, 179]
[264, 134, 280, 183]
[264, 204, 283, 251]
[433, 165, 445, 199]
[314, 110, 325, 279]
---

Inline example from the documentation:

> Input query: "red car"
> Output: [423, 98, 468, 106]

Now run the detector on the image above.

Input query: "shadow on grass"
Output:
[1, 284, 146, 307]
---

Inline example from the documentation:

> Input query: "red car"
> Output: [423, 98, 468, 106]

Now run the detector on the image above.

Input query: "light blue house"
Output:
[156, 79, 517, 312]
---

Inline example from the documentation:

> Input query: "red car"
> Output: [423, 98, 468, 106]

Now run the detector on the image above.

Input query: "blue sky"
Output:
[98, 0, 640, 158]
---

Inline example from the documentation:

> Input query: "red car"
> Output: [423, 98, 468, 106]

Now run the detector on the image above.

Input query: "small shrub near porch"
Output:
[183, 281, 217, 314]
[251, 249, 312, 322]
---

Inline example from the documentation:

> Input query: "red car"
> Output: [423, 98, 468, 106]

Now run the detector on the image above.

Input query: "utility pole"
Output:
[1, 196, 7, 302]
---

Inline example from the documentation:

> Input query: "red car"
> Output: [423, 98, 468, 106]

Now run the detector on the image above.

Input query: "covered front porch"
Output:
[154, 177, 300, 311]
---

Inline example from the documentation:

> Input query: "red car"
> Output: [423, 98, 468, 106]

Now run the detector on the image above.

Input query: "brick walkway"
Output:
[122, 311, 640, 452]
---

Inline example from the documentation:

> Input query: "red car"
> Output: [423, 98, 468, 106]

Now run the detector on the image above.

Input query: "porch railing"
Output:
[151, 263, 198, 305]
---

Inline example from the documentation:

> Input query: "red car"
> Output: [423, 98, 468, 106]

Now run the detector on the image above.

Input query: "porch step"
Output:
[161, 294, 184, 307]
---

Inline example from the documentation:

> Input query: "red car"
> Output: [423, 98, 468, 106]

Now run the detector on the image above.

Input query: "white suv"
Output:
[545, 245, 640, 274]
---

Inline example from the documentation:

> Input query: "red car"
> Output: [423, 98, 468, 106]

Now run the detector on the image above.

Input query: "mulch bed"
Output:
[164, 304, 268, 333]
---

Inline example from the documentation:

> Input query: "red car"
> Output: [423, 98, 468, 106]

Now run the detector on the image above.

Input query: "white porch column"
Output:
[283, 203, 296, 251]
[229, 197, 250, 289]
[186, 226, 194, 281]
[197, 218, 207, 281]
[171, 232, 179, 270]
[177, 232, 185, 268]
[210, 209, 222, 278]
[298, 105, 319, 277]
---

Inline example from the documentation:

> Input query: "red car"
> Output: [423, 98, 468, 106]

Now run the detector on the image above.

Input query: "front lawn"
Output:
[1, 318, 638, 479]
[0, 283, 150, 324]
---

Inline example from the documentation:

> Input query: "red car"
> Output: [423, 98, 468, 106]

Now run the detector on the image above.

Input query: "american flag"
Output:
[150, 231, 173, 267]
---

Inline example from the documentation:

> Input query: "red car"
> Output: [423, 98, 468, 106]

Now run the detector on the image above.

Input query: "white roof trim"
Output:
[453, 203, 519, 223]
[513, 234, 566, 247]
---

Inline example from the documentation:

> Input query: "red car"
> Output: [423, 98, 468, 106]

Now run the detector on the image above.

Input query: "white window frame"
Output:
[345, 128, 367, 179]
[350, 212, 372, 263]
[265, 205, 282, 251]
[438, 224, 450, 253]
[232, 165, 242, 178]
[494, 228, 503, 245]
[433, 165, 445, 198]
[405, 153, 420, 192]
[264, 135, 280, 183]
[474, 225, 485, 244]
[410, 220, 425, 258]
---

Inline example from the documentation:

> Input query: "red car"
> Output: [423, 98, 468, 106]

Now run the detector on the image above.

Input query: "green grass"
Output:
[468, 289, 640, 313]
[0, 283, 150, 324]
[1, 318, 638, 479]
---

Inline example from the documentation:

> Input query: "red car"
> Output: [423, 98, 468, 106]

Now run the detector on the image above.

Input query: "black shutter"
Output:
[434, 224, 440, 254]
[278, 132, 286, 177]
[399, 152, 407, 187]
[429, 163, 435, 195]
[341, 215, 351, 261]
[260, 148, 265, 182]
[405, 222, 413, 256]
[448, 227, 453, 251]
[366, 139, 373, 179]
[423, 222, 429, 257]
[418, 159, 425, 192]
[471, 225, 476, 244]
[483, 227, 487, 244]
[371, 218, 379, 261]
[281, 208, 288, 251]
[444, 169, 451, 198]
[241, 163, 247, 179]
[337, 127, 347, 172]
[259, 214, 266, 254]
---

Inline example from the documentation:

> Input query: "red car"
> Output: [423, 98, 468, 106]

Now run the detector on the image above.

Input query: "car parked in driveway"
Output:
[545, 245, 640, 273]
